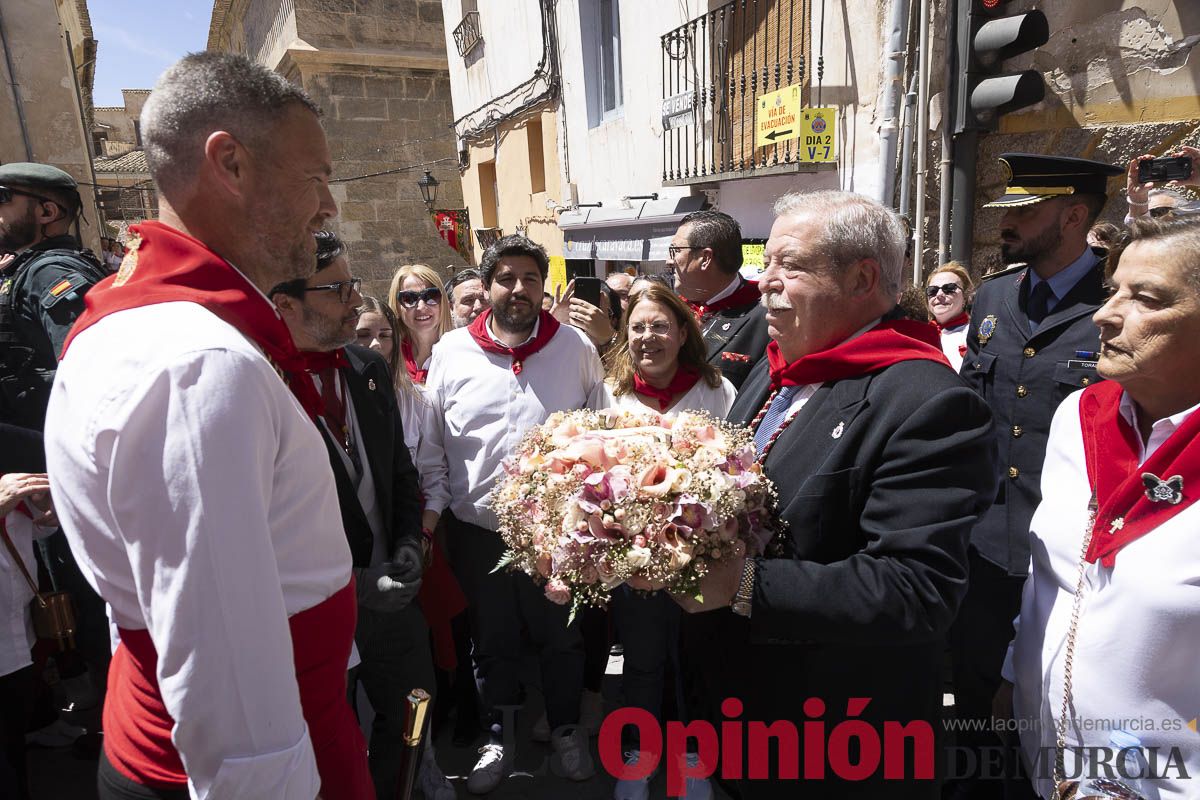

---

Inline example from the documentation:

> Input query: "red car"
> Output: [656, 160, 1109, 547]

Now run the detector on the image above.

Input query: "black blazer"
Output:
[322, 345, 423, 568]
[714, 356, 997, 798]
[702, 300, 771, 390]
[960, 257, 1105, 574]
[0, 422, 44, 472]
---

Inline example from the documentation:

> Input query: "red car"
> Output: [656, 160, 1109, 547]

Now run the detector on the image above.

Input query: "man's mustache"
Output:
[760, 292, 793, 311]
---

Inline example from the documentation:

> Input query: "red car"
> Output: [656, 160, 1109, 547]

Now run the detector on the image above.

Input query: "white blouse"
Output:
[45, 301, 352, 800]
[0, 512, 55, 677]
[939, 322, 969, 371]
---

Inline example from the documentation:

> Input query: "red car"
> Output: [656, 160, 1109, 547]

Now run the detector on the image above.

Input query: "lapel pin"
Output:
[721, 322, 731, 331]
[978, 315, 997, 344]
[1108, 517, 1124, 534]
[368, 378, 376, 391]
[831, 421, 844, 439]
[1142, 473, 1183, 505]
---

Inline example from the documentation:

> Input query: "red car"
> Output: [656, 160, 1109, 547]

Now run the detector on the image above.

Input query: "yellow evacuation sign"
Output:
[548, 256, 567, 298]
[798, 107, 837, 162]
[755, 84, 802, 149]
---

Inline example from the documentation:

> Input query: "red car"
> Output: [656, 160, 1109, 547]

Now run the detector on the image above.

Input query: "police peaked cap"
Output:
[984, 153, 1123, 208]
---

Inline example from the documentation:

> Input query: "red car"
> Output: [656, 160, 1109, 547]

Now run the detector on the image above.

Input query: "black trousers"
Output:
[0, 665, 34, 800]
[97, 751, 188, 800]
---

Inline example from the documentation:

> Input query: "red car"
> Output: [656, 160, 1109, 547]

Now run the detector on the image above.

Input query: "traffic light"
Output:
[953, 0, 1049, 132]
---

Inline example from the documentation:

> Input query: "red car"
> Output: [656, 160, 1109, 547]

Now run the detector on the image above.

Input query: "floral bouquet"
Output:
[490, 408, 777, 618]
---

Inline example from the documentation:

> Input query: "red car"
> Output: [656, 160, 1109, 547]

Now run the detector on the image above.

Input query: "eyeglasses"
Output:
[667, 245, 707, 259]
[0, 186, 52, 206]
[925, 283, 962, 299]
[397, 287, 442, 308]
[628, 321, 673, 336]
[304, 278, 362, 303]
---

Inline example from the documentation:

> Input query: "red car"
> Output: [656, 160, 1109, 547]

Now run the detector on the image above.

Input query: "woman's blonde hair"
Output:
[605, 283, 723, 396]
[387, 264, 452, 342]
[926, 261, 975, 297]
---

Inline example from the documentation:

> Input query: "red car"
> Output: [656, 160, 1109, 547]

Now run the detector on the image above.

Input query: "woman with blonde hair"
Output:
[925, 260, 974, 370]
[388, 264, 451, 385]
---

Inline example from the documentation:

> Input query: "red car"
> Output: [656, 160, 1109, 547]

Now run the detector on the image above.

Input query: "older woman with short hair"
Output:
[1001, 216, 1200, 800]
[388, 264, 452, 385]
[925, 261, 974, 370]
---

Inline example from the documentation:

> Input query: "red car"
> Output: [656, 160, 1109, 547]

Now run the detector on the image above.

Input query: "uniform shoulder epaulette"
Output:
[980, 263, 1026, 282]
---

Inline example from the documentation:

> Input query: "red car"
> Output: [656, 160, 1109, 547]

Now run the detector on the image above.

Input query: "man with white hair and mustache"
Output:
[674, 190, 998, 799]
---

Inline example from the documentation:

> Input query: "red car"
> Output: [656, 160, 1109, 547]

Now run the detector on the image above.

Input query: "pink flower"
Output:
[580, 565, 599, 584]
[633, 534, 647, 549]
[535, 553, 552, 577]
[637, 464, 684, 497]
[545, 578, 571, 605]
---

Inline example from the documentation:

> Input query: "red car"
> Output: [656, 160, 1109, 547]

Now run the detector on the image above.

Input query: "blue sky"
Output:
[90, 0, 213, 106]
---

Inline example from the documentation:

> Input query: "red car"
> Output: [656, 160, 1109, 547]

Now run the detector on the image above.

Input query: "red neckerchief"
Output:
[400, 339, 428, 384]
[301, 348, 348, 373]
[766, 319, 949, 390]
[684, 279, 761, 318]
[61, 221, 323, 420]
[467, 309, 561, 375]
[933, 312, 970, 333]
[1079, 382, 1200, 567]
[633, 366, 700, 411]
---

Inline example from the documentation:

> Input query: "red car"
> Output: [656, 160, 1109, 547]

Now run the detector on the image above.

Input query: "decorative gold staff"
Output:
[394, 688, 431, 800]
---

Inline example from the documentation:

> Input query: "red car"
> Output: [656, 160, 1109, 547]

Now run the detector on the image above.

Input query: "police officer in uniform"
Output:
[950, 153, 1123, 799]
[0, 163, 112, 732]
[0, 163, 110, 430]
[666, 210, 770, 389]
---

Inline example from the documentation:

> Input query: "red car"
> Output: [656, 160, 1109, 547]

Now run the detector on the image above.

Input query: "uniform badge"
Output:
[368, 378, 376, 391]
[0, 278, 10, 296]
[1142, 473, 1183, 505]
[831, 421, 844, 439]
[977, 315, 997, 344]
[113, 235, 142, 287]
[721, 322, 731, 331]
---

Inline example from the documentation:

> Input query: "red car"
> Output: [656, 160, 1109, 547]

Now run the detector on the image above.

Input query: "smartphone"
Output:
[1138, 156, 1193, 184]
[574, 276, 604, 308]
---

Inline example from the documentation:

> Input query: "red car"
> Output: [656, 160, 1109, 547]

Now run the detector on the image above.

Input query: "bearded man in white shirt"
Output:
[44, 53, 371, 800]
[420, 234, 606, 794]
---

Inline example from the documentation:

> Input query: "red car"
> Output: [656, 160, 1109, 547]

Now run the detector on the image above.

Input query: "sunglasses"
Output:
[304, 278, 362, 303]
[926, 283, 962, 299]
[397, 287, 442, 308]
[0, 186, 52, 206]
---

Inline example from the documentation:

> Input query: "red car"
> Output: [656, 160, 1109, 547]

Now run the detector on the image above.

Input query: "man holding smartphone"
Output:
[1125, 145, 1200, 222]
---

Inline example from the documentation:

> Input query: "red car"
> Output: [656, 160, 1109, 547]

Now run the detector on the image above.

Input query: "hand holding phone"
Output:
[573, 276, 604, 308]
[1136, 156, 1193, 185]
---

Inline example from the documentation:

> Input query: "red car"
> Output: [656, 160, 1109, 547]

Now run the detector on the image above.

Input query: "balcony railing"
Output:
[453, 11, 483, 58]
[661, 0, 812, 185]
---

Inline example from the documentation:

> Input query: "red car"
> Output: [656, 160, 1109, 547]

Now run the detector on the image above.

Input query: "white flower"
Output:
[626, 546, 652, 570]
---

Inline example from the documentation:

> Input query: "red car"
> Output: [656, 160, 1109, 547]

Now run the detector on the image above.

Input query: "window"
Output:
[478, 160, 498, 229]
[526, 119, 546, 194]
[582, 0, 623, 126]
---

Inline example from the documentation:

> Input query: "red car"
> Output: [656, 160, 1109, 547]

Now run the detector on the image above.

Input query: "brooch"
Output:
[368, 378, 377, 391]
[1142, 473, 1183, 505]
[720, 352, 751, 363]
[831, 421, 844, 439]
[977, 315, 997, 344]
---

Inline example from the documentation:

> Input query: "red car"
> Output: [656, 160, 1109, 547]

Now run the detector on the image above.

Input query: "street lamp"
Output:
[417, 170, 439, 212]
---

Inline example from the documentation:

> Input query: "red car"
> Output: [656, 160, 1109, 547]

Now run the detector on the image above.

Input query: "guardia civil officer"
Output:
[0, 163, 109, 431]
[949, 153, 1123, 799]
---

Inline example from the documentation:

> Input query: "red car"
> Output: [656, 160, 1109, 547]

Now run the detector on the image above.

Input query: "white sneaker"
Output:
[467, 743, 510, 794]
[531, 712, 551, 742]
[681, 752, 714, 800]
[613, 750, 653, 800]
[419, 745, 456, 800]
[580, 689, 605, 736]
[551, 730, 595, 781]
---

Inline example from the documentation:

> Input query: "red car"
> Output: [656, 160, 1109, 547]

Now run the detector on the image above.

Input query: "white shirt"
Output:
[938, 323, 969, 371]
[600, 374, 737, 417]
[45, 301, 352, 800]
[0, 512, 55, 677]
[421, 319, 606, 530]
[1005, 390, 1200, 799]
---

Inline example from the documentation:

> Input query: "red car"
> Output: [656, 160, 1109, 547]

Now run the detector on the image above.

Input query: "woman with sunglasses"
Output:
[598, 283, 733, 800]
[388, 264, 452, 386]
[925, 262, 974, 370]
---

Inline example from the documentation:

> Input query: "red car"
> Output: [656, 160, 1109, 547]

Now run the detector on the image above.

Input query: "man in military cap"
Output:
[950, 153, 1122, 799]
[0, 162, 109, 431]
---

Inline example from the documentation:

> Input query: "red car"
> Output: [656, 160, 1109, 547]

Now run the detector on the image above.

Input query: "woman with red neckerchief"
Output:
[387, 264, 451, 386]
[1000, 217, 1200, 800]
[598, 282, 734, 800]
[925, 261, 974, 370]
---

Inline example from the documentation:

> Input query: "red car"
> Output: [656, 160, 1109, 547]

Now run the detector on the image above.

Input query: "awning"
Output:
[559, 195, 705, 261]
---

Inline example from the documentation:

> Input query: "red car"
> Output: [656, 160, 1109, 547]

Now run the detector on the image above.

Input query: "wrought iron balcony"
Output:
[453, 11, 483, 58]
[661, 0, 814, 185]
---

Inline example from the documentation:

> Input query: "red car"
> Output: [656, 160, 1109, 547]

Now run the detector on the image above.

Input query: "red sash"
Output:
[103, 580, 371, 798]
[767, 319, 949, 390]
[633, 366, 701, 411]
[933, 312, 969, 333]
[401, 338, 428, 384]
[685, 279, 761, 318]
[467, 309, 560, 375]
[1079, 382, 1200, 567]
[61, 221, 322, 420]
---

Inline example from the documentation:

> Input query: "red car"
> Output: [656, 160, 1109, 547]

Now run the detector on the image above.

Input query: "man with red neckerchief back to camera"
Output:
[673, 190, 998, 799]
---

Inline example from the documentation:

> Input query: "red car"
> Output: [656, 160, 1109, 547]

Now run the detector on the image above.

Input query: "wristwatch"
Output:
[731, 558, 756, 617]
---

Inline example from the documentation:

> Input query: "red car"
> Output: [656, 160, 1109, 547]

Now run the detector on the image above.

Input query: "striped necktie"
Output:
[754, 385, 799, 456]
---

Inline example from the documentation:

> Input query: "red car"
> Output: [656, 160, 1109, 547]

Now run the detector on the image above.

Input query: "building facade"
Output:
[0, 0, 102, 253]
[209, 0, 466, 293]
[91, 89, 156, 237]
